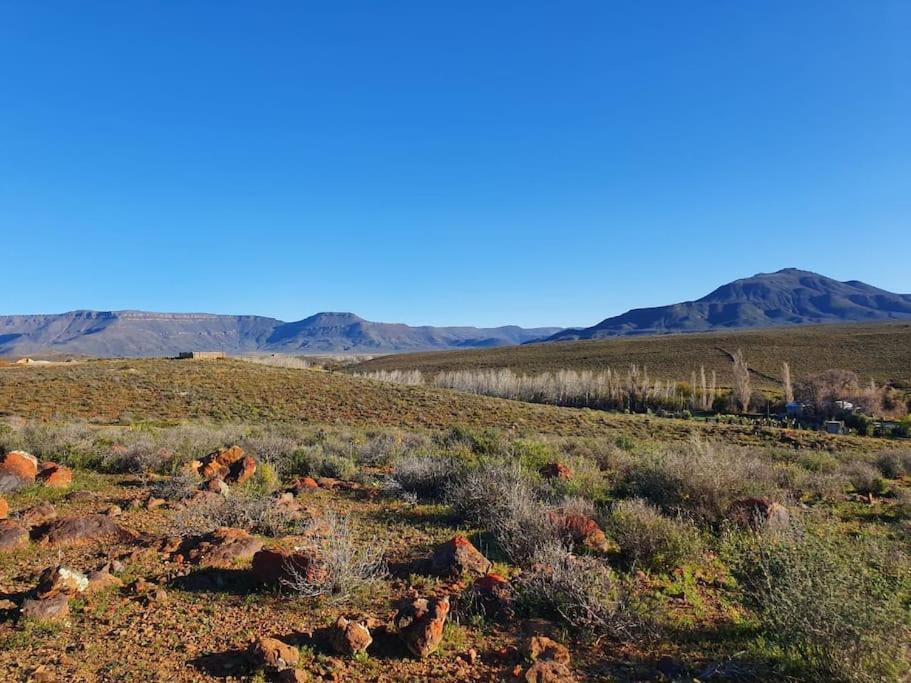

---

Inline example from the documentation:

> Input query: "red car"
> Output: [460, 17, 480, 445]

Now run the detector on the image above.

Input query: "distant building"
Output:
[825, 420, 845, 435]
[178, 351, 226, 360]
[834, 400, 855, 413]
[785, 401, 804, 416]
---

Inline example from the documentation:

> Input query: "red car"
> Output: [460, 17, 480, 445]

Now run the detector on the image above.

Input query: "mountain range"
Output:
[2, 269, 909, 358]
[0, 310, 560, 358]
[543, 269, 911, 342]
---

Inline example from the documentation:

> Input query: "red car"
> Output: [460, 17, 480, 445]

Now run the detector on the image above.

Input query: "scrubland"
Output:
[0, 359, 908, 681]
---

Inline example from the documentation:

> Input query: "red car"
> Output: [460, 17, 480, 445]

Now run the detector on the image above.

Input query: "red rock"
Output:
[728, 498, 790, 532]
[198, 446, 256, 484]
[329, 616, 373, 655]
[539, 463, 573, 479]
[20, 501, 58, 527]
[431, 536, 492, 579]
[20, 594, 70, 622]
[523, 660, 576, 682]
[468, 572, 513, 618]
[36, 566, 89, 598]
[252, 546, 325, 587]
[290, 476, 319, 493]
[0, 496, 7, 519]
[276, 670, 310, 683]
[548, 511, 612, 553]
[37, 514, 137, 547]
[85, 569, 124, 593]
[37, 462, 73, 489]
[394, 595, 450, 658]
[0, 519, 28, 552]
[523, 635, 570, 665]
[251, 636, 300, 671]
[0, 450, 38, 490]
[177, 528, 264, 567]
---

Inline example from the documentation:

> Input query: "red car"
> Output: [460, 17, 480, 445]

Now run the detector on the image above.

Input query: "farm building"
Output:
[178, 351, 226, 360]
[825, 420, 845, 435]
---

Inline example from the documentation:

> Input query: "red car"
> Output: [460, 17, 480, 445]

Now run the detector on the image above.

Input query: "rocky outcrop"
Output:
[0, 451, 39, 491]
[0, 496, 7, 519]
[172, 528, 264, 567]
[250, 636, 299, 672]
[394, 595, 450, 658]
[37, 514, 136, 547]
[196, 446, 256, 485]
[36, 566, 89, 599]
[0, 519, 29, 552]
[252, 547, 325, 587]
[37, 462, 73, 489]
[20, 501, 57, 527]
[20, 594, 70, 622]
[329, 616, 373, 656]
[430, 536, 492, 579]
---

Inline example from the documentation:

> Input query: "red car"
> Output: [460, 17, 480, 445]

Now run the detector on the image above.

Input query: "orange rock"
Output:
[251, 636, 299, 671]
[430, 536, 492, 578]
[0, 450, 38, 488]
[548, 511, 612, 553]
[0, 496, 8, 519]
[523, 660, 576, 682]
[252, 546, 326, 587]
[523, 635, 570, 665]
[329, 615, 373, 655]
[37, 462, 73, 489]
[289, 476, 319, 493]
[539, 463, 572, 479]
[394, 595, 450, 658]
[198, 446, 256, 484]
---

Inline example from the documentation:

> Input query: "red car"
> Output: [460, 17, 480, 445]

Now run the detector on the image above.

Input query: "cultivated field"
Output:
[0, 358, 908, 682]
[353, 322, 911, 391]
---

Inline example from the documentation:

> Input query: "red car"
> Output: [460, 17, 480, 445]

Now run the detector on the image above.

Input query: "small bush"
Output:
[391, 455, 458, 501]
[734, 529, 909, 682]
[285, 446, 357, 480]
[446, 461, 558, 564]
[172, 491, 305, 537]
[623, 440, 780, 524]
[515, 543, 643, 638]
[798, 451, 840, 473]
[840, 462, 889, 497]
[604, 499, 703, 572]
[875, 450, 911, 479]
[281, 512, 386, 603]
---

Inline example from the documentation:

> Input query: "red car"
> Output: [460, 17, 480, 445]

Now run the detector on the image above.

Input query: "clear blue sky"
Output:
[1, 2, 908, 328]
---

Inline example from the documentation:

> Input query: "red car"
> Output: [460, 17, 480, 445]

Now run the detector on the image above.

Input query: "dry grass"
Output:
[353, 322, 911, 392]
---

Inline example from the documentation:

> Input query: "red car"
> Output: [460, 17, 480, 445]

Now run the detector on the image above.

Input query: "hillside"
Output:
[544, 269, 911, 341]
[353, 322, 911, 390]
[0, 310, 560, 358]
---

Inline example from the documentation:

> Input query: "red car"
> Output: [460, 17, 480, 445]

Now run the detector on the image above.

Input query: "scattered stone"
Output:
[0, 496, 8, 519]
[329, 615, 373, 656]
[539, 463, 572, 479]
[289, 476, 319, 494]
[20, 594, 70, 622]
[459, 648, 478, 665]
[276, 670, 311, 683]
[103, 505, 122, 517]
[85, 569, 124, 593]
[252, 546, 324, 587]
[37, 462, 73, 489]
[0, 450, 38, 491]
[469, 572, 513, 618]
[20, 501, 58, 527]
[430, 536, 492, 579]
[36, 566, 89, 598]
[523, 659, 576, 682]
[197, 446, 256, 485]
[145, 497, 166, 510]
[66, 490, 96, 502]
[37, 514, 136, 547]
[175, 527, 264, 567]
[199, 478, 231, 496]
[548, 510, 612, 553]
[523, 635, 570, 665]
[394, 595, 450, 658]
[0, 519, 29, 552]
[251, 636, 300, 671]
[728, 498, 790, 532]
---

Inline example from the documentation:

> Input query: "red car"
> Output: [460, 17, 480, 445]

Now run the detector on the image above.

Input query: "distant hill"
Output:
[0, 310, 561, 358]
[543, 269, 911, 342]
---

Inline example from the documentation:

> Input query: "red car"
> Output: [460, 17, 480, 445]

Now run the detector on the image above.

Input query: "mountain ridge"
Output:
[0, 309, 561, 358]
[542, 268, 911, 342]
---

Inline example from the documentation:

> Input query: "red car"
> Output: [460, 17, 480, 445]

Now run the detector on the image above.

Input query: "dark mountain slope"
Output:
[544, 269, 911, 341]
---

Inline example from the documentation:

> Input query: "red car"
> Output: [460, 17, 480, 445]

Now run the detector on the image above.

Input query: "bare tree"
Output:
[700, 366, 708, 410]
[782, 362, 794, 403]
[732, 349, 752, 413]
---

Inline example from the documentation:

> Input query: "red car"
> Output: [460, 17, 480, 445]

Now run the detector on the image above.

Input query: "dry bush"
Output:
[446, 461, 558, 564]
[840, 461, 889, 497]
[875, 450, 911, 479]
[391, 454, 459, 501]
[515, 542, 643, 638]
[12, 421, 102, 469]
[281, 512, 386, 603]
[604, 498, 703, 572]
[622, 440, 780, 524]
[734, 528, 910, 683]
[239, 434, 299, 469]
[172, 491, 305, 537]
[283, 445, 357, 480]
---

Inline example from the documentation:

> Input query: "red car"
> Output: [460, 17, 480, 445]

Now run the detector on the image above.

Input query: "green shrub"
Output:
[840, 462, 889, 497]
[604, 499, 703, 572]
[798, 451, 840, 473]
[733, 529, 909, 682]
[284, 446, 356, 480]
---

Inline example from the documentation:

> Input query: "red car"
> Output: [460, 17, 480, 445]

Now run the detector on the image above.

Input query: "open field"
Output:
[352, 322, 911, 391]
[0, 358, 909, 682]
